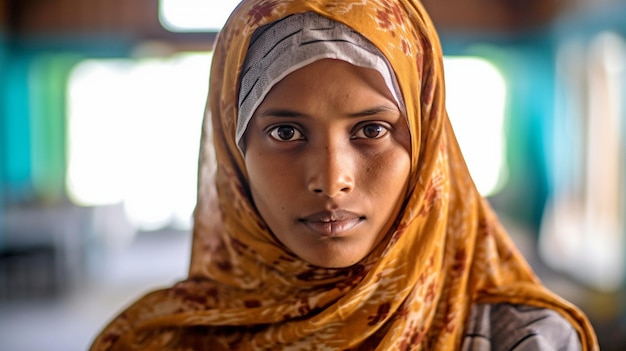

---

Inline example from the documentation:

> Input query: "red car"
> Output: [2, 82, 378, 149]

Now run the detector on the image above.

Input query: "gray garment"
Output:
[462, 303, 582, 351]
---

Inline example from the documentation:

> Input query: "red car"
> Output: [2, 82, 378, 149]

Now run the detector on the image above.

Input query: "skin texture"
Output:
[244, 59, 411, 268]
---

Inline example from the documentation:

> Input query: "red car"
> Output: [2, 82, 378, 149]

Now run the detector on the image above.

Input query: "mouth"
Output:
[298, 210, 365, 237]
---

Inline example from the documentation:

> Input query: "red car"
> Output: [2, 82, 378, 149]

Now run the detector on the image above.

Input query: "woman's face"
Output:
[244, 59, 411, 268]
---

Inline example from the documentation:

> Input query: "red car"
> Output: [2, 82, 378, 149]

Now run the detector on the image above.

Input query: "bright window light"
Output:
[67, 53, 212, 230]
[67, 54, 506, 231]
[443, 57, 508, 197]
[159, 0, 241, 32]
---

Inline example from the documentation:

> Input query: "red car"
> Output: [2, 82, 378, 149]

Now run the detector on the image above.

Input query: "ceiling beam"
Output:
[5, 0, 568, 50]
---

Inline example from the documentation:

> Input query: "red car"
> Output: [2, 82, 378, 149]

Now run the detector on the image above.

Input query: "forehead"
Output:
[258, 59, 398, 108]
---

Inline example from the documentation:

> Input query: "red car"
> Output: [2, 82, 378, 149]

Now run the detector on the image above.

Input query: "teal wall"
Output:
[0, 36, 132, 205]
[440, 32, 556, 233]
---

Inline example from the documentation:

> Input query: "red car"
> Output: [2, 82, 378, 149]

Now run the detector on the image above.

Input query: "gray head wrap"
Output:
[237, 12, 405, 152]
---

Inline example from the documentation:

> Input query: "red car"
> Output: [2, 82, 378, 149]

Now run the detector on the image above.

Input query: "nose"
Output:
[307, 143, 355, 198]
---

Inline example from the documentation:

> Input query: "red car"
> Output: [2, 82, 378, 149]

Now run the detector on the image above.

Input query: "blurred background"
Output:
[0, 0, 625, 349]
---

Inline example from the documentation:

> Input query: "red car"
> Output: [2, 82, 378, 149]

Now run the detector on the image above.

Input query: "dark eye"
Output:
[354, 123, 389, 139]
[269, 125, 303, 141]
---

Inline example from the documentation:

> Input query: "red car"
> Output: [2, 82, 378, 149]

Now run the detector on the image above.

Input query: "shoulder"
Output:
[462, 303, 582, 351]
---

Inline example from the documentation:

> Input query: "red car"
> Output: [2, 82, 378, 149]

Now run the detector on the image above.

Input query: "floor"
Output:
[0, 229, 192, 351]
[0, 220, 623, 350]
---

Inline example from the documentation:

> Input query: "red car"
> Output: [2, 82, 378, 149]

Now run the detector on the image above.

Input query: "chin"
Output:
[305, 255, 363, 269]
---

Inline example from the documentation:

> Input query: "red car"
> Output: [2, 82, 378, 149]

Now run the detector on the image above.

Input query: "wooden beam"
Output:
[11, 0, 215, 51]
[421, 0, 563, 33]
[7, 0, 567, 49]
[0, 0, 11, 33]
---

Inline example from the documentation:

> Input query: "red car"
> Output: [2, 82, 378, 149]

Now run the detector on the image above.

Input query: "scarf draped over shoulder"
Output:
[90, 0, 598, 350]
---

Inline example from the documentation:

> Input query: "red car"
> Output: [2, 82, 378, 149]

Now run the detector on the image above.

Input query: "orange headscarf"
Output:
[90, 0, 598, 350]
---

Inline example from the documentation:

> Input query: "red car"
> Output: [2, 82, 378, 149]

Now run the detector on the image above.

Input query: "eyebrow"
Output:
[347, 105, 399, 117]
[257, 108, 309, 118]
[257, 105, 399, 119]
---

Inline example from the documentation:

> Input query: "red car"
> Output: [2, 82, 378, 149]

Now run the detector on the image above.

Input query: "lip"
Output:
[298, 209, 365, 237]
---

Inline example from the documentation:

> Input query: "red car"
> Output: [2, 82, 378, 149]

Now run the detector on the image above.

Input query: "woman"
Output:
[91, 0, 598, 350]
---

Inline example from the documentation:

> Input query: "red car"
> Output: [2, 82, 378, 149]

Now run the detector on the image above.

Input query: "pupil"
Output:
[364, 125, 382, 138]
[277, 127, 295, 140]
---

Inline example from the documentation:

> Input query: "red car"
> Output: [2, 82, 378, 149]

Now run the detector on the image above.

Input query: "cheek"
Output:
[364, 150, 411, 202]
[246, 155, 297, 213]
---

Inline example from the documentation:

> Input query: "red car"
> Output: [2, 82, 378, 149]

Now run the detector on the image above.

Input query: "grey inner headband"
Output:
[237, 12, 405, 153]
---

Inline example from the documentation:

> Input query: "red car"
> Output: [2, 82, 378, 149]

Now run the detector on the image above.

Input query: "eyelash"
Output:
[352, 123, 390, 139]
[268, 125, 304, 142]
[267, 123, 390, 142]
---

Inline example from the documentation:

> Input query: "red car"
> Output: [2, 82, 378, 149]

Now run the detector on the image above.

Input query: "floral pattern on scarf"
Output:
[90, 1, 598, 350]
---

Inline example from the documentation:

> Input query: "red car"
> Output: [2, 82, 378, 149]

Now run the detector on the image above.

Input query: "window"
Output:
[66, 54, 508, 231]
[444, 57, 508, 197]
[159, 0, 241, 32]
[66, 53, 212, 230]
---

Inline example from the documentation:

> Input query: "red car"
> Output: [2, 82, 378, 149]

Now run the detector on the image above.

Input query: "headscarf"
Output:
[90, 1, 598, 350]
[236, 12, 405, 152]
